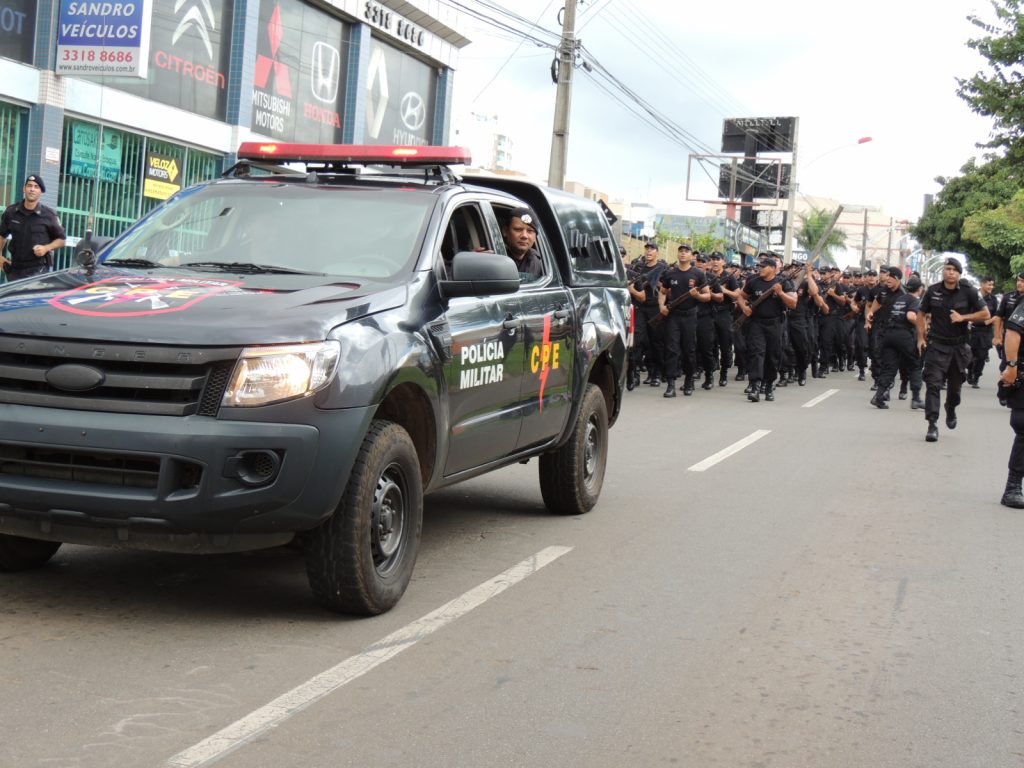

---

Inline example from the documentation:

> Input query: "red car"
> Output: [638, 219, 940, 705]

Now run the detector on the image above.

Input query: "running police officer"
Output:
[916, 257, 990, 442]
[869, 267, 920, 409]
[969, 275, 998, 387]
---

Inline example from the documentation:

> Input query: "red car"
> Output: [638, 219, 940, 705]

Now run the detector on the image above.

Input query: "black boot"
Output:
[719, 371, 728, 387]
[683, 376, 695, 396]
[764, 386, 775, 402]
[926, 420, 939, 442]
[747, 380, 760, 402]
[971, 373, 981, 389]
[870, 389, 889, 409]
[1001, 471, 1024, 509]
[857, 368, 866, 381]
[798, 369, 807, 386]
[663, 379, 676, 398]
[911, 389, 925, 410]
[702, 372, 714, 390]
[946, 406, 957, 430]
[898, 381, 908, 400]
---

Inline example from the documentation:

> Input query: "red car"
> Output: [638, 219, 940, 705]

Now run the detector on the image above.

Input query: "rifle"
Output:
[733, 207, 844, 331]
[649, 274, 711, 328]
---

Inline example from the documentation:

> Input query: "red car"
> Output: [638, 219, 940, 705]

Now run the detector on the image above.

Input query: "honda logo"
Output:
[310, 41, 340, 104]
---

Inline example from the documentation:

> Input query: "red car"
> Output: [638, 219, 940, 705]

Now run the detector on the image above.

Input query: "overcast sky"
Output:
[448, 0, 995, 223]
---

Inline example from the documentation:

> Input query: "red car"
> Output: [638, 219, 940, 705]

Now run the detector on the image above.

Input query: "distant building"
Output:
[453, 112, 514, 171]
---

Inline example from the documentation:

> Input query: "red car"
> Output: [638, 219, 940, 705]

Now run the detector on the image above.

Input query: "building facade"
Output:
[0, 0, 470, 266]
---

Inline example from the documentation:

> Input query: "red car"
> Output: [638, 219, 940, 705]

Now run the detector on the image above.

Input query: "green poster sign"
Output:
[69, 123, 122, 183]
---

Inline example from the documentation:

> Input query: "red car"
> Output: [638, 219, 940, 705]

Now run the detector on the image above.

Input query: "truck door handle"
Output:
[553, 309, 570, 321]
[503, 314, 519, 333]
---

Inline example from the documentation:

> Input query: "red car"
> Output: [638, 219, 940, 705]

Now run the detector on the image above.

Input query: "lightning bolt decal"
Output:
[538, 314, 552, 412]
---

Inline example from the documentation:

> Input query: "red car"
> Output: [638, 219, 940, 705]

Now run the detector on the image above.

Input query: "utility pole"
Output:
[886, 216, 894, 266]
[548, 0, 578, 190]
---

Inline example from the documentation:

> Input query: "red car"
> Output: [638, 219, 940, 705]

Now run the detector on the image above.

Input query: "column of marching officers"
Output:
[626, 244, 1006, 446]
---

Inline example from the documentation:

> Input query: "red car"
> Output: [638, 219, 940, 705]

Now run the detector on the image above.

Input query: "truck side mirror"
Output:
[439, 251, 521, 298]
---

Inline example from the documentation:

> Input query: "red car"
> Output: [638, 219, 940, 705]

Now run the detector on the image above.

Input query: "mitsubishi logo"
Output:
[172, 0, 216, 59]
[310, 41, 340, 104]
[400, 92, 426, 131]
[254, 4, 293, 98]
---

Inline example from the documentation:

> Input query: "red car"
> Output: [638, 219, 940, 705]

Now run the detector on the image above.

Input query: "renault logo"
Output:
[172, 0, 217, 59]
[400, 92, 425, 131]
[310, 41, 340, 103]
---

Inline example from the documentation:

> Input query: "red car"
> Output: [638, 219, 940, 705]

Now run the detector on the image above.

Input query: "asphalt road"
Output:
[3, 368, 1023, 768]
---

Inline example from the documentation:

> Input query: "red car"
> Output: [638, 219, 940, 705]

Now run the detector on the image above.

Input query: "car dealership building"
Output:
[0, 0, 469, 256]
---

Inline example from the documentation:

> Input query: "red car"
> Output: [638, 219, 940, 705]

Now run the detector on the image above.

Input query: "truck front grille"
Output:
[0, 337, 240, 416]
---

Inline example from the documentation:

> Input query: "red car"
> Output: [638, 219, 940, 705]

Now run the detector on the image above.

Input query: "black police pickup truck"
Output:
[0, 143, 630, 615]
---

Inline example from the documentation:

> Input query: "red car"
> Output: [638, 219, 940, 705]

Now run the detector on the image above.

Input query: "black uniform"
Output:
[660, 263, 707, 389]
[996, 290, 1023, 372]
[872, 287, 920, 401]
[787, 279, 815, 383]
[742, 274, 792, 394]
[0, 200, 65, 281]
[969, 290, 999, 385]
[1000, 302, 1024, 501]
[629, 258, 668, 384]
[919, 279, 986, 429]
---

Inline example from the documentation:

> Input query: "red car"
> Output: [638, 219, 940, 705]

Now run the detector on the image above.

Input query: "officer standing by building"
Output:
[736, 255, 797, 402]
[658, 244, 708, 397]
[628, 242, 667, 387]
[916, 257, 990, 442]
[0, 174, 66, 282]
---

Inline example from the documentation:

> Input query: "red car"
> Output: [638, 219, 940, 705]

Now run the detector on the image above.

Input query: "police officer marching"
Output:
[969, 275, 999, 388]
[657, 244, 709, 397]
[736, 254, 798, 402]
[627, 241, 668, 388]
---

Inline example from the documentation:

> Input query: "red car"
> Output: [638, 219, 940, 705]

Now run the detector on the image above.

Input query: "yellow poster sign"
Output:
[143, 152, 182, 200]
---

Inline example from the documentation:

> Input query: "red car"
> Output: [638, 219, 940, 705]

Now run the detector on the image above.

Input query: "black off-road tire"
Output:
[0, 535, 61, 572]
[539, 383, 608, 515]
[304, 421, 423, 615]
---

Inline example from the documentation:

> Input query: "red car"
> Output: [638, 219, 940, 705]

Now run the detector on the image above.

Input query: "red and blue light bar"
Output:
[237, 143, 472, 165]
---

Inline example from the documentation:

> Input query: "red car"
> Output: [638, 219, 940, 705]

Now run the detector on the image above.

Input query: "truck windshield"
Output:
[101, 182, 435, 280]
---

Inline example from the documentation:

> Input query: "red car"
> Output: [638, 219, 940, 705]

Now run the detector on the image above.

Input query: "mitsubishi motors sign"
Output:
[250, 0, 349, 144]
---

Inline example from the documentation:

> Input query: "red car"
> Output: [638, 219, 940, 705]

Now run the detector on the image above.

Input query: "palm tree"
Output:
[794, 207, 847, 266]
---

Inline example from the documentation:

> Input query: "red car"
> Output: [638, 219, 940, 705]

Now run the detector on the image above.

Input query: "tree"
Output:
[958, 0, 1024, 157]
[794, 207, 846, 266]
[911, 155, 1021, 279]
[962, 188, 1024, 279]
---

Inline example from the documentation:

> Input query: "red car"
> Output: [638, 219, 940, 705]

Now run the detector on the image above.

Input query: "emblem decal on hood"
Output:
[49, 276, 244, 317]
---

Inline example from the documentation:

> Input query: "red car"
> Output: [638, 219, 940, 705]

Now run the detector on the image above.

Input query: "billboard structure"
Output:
[686, 116, 797, 254]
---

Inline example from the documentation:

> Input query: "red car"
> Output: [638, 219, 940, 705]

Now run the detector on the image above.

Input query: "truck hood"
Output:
[0, 266, 409, 345]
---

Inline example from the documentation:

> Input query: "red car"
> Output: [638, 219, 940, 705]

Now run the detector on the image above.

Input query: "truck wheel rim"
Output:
[372, 464, 406, 574]
[583, 416, 601, 488]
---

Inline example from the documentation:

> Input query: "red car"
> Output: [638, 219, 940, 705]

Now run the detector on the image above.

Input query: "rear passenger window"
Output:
[551, 197, 618, 278]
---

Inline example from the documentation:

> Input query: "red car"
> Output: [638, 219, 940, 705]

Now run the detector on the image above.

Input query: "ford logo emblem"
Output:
[45, 364, 106, 392]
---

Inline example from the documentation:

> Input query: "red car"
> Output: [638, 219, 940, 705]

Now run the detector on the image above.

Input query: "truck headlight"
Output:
[222, 341, 341, 407]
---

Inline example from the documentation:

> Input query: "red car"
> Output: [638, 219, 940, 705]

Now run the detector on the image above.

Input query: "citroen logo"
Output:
[400, 92, 425, 131]
[172, 0, 216, 59]
[310, 41, 340, 103]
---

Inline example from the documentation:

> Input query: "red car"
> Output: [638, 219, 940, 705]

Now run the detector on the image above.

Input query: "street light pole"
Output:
[783, 117, 799, 263]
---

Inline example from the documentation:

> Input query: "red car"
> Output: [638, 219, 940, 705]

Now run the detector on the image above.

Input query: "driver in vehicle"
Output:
[501, 207, 543, 280]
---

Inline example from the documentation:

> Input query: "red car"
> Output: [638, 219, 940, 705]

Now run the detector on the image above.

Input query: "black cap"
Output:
[944, 257, 963, 274]
[709, 251, 724, 261]
[678, 244, 692, 252]
[24, 173, 44, 193]
[645, 241, 659, 250]
[1016, 271, 1024, 280]
[906, 277, 923, 291]
[885, 266, 902, 280]
[506, 206, 537, 230]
